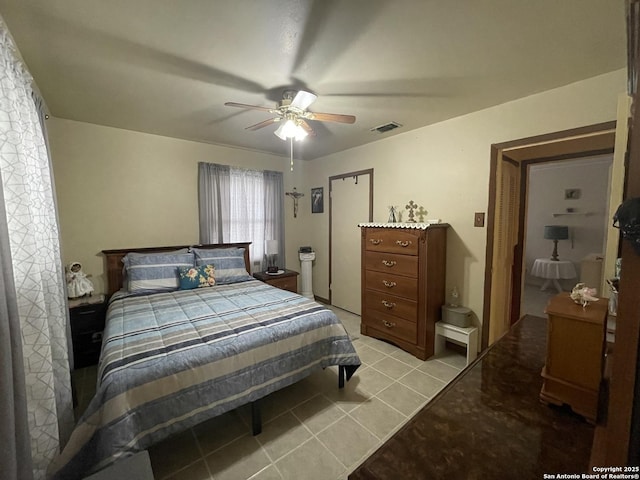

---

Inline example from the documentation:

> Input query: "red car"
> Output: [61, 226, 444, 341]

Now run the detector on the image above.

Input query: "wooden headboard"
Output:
[101, 242, 252, 296]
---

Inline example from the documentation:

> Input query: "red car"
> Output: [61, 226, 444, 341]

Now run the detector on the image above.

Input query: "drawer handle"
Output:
[396, 240, 412, 247]
[382, 319, 396, 328]
[382, 280, 396, 288]
[381, 300, 396, 309]
[381, 260, 396, 267]
[369, 239, 383, 245]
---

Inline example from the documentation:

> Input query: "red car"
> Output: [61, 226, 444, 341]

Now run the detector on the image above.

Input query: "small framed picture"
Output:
[311, 187, 324, 213]
[565, 188, 581, 200]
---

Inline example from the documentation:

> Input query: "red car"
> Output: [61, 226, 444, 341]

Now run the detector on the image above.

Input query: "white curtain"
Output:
[198, 162, 285, 271]
[0, 20, 73, 480]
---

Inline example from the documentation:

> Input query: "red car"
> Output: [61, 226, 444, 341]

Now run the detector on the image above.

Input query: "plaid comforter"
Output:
[49, 280, 360, 479]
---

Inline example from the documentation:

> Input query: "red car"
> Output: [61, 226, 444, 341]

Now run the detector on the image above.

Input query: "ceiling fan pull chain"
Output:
[290, 137, 293, 172]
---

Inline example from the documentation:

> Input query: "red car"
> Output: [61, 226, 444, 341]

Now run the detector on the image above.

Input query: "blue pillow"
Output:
[121, 248, 189, 291]
[124, 251, 195, 292]
[178, 264, 216, 290]
[192, 247, 253, 284]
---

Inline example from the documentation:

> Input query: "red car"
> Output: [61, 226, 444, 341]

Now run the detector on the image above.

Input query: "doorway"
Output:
[483, 123, 617, 348]
[521, 155, 614, 318]
[329, 169, 373, 314]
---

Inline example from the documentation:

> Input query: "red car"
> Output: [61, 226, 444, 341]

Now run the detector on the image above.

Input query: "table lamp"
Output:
[544, 225, 569, 261]
[266, 240, 279, 273]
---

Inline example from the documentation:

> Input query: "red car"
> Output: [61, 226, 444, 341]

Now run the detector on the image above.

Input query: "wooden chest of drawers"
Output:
[540, 292, 607, 423]
[360, 224, 448, 360]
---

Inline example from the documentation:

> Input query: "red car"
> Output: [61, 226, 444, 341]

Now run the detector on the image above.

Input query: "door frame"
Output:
[482, 122, 617, 349]
[328, 168, 374, 305]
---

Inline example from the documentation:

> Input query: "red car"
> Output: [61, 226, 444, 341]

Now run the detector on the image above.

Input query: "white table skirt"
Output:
[531, 259, 576, 279]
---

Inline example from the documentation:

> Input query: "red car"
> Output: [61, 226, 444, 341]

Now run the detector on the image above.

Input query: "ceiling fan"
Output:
[224, 89, 356, 141]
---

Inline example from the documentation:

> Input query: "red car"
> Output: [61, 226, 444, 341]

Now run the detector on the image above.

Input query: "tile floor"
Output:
[72, 307, 467, 480]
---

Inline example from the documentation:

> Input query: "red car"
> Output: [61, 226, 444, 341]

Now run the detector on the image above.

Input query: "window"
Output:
[198, 163, 284, 271]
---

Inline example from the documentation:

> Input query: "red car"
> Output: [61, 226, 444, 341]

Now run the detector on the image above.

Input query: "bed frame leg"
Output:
[251, 400, 262, 436]
[338, 365, 345, 389]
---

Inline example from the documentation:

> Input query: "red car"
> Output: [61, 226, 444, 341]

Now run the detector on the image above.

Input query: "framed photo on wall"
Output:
[311, 187, 324, 213]
[565, 188, 581, 200]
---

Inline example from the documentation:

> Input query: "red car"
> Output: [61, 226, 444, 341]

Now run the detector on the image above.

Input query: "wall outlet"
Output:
[474, 212, 485, 227]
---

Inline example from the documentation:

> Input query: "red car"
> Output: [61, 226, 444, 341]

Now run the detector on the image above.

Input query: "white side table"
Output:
[434, 321, 478, 366]
[531, 258, 576, 293]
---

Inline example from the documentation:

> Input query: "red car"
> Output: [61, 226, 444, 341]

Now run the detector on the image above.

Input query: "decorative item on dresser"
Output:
[540, 292, 608, 423]
[253, 269, 299, 293]
[359, 222, 449, 360]
[69, 294, 108, 368]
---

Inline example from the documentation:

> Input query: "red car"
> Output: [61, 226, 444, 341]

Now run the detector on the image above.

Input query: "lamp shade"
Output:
[266, 240, 279, 255]
[544, 225, 569, 240]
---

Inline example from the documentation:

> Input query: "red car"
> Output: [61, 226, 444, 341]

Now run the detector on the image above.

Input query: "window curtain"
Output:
[0, 19, 73, 480]
[198, 162, 285, 271]
[198, 162, 230, 244]
[0, 181, 33, 480]
[32, 91, 74, 374]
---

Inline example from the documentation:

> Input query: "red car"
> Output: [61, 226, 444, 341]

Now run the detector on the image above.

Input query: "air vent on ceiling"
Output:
[370, 121, 402, 134]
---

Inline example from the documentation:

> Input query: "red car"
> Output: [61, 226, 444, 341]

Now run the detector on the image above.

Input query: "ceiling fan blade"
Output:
[290, 90, 317, 110]
[245, 117, 280, 131]
[224, 102, 273, 113]
[299, 119, 316, 136]
[306, 112, 356, 124]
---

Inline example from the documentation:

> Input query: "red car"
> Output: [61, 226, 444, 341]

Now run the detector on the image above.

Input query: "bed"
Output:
[49, 242, 361, 480]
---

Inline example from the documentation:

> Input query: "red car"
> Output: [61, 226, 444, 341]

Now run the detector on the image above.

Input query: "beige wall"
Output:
[50, 68, 626, 326]
[287, 69, 626, 324]
[49, 119, 304, 293]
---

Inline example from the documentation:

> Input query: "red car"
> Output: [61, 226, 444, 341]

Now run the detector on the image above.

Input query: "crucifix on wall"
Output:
[285, 188, 304, 218]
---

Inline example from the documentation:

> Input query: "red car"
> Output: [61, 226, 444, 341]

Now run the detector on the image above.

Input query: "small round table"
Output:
[531, 258, 577, 293]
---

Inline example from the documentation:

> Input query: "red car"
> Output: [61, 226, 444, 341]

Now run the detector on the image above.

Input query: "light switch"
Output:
[474, 212, 485, 227]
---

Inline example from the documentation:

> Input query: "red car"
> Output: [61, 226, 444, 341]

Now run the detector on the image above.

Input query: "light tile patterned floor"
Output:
[73, 307, 466, 480]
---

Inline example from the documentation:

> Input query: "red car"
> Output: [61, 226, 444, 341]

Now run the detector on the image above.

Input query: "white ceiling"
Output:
[0, 0, 627, 160]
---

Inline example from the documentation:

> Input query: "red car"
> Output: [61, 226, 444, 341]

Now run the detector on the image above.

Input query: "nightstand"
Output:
[540, 292, 607, 423]
[253, 269, 299, 293]
[69, 295, 108, 368]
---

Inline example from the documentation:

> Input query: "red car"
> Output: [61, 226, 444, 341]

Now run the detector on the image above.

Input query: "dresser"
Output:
[360, 223, 448, 360]
[540, 292, 608, 423]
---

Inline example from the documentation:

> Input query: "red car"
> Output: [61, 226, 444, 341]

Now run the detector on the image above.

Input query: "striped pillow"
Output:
[192, 247, 253, 284]
[124, 251, 195, 292]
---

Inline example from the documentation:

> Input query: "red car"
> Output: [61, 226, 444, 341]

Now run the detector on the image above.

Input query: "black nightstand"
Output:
[253, 269, 299, 293]
[69, 296, 108, 368]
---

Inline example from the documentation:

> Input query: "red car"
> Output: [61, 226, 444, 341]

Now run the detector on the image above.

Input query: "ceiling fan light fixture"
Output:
[274, 119, 307, 141]
[274, 120, 294, 140]
[294, 125, 308, 142]
[226, 89, 355, 143]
